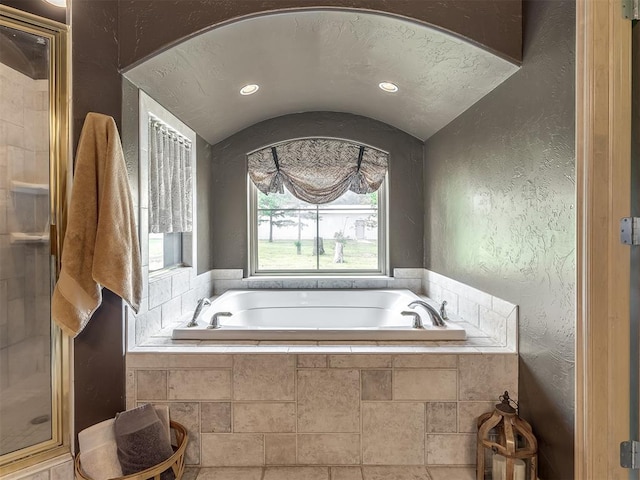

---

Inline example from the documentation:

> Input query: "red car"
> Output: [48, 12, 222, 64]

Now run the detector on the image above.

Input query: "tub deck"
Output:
[171, 289, 467, 341]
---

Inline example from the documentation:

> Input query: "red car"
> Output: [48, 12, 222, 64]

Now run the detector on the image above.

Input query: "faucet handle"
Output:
[402, 310, 423, 329]
[440, 300, 448, 320]
[207, 311, 233, 329]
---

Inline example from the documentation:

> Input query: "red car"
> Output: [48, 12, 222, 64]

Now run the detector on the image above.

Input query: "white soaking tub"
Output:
[172, 289, 466, 341]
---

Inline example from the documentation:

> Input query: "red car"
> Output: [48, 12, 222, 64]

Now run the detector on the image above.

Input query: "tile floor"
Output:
[183, 466, 476, 480]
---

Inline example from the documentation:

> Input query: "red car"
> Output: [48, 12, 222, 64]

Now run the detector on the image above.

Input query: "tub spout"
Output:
[207, 311, 232, 329]
[402, 311, 424, 329]
[408, 300, 446, 327]
[186, 298, 211, 327]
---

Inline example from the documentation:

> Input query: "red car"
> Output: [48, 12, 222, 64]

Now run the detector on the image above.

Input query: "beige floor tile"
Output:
[201, 434, 264, 466]
[298, 369, 360, 432]
[458, 354, 517, 401]
[168, 369, 231, 400]
[426, 434, 476, 465]
[167, 402, 201, 465]
[426, 402, 457, 433]
[201, 402, 231, 433]
[393, 369, 457, 400]
[265, 434, 296, 465]
[329, 354, 392, 368]
[137, 370, 167, 399]
[183, 467, 200, 480]
[361, 370, 392, 401]
[361, 466, 431, 480]
[427, 466, 475, 480]
[234, 355, 295, 400]
[298, 354, 328, 368]
[196, 467, 263, 480]
[263, 466, 330, 480]
[392, 354, 458, 369]
[362, 402, 425, 465]
[298, 433, 361, 464]
[330, 466, 364, 480]
[457, 402, 494, 433]
[234, 402, 296, 432]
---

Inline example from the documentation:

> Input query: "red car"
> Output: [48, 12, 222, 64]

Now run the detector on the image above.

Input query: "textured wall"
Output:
[206, 111, 424, 274]
[71, 0, 126, 448]
[117, 0, 522, 70]
[423, 1, 575, 478]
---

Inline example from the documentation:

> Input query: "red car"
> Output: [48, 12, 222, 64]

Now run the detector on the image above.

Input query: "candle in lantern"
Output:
[492, 453, 505, 480]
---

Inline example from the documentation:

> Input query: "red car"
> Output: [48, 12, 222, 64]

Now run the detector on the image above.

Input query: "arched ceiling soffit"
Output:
[123, 9, 520, 144]
[118, 2, 522, 69]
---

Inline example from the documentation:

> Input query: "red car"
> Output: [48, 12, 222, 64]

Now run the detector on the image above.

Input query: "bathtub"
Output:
[171, 289, 466, 341]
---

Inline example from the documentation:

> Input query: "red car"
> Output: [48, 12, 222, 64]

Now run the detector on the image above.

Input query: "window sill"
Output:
[149, 264, 191, 282]
[244, 275, 392, 281]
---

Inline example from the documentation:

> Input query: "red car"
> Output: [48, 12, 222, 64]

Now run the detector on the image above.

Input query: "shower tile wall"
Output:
[127, 352, 518, 468]
[0, 61, 51, 453]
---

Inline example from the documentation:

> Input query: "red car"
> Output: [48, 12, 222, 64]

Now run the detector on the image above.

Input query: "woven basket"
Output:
[75, 420, 188, 480]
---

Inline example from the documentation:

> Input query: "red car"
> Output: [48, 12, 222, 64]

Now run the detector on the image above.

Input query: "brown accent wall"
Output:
[206, 112, 424, 274]
[116, 0, 522, 70]
[423, 1, 574, 477]
[71, 0, 125, 447]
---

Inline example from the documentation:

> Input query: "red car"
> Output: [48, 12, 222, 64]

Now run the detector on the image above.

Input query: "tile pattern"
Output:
[127, 352, 517, 468]
[0, 64, 52, 455]
[190, 466, 475, 480]
[423, 269, 517, 350]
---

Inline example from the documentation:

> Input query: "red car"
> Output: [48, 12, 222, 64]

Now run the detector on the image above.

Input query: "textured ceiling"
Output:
[124, 10, 519, 145]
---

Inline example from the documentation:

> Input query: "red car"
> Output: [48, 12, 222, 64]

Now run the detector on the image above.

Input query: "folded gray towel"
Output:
[114, 404, 175, 480]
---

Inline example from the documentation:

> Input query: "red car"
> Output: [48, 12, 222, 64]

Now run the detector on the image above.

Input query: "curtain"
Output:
[149, 119, 193, 233]
[247, 138, 388, 204]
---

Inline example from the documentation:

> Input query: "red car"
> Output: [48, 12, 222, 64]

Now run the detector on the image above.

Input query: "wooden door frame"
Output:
[576, 0, 632, 478]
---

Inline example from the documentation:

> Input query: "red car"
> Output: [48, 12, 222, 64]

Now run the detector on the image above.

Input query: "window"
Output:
[148, 232, 183, 271]
[147, 115, 193, 272]
[251, 185, 386, 274]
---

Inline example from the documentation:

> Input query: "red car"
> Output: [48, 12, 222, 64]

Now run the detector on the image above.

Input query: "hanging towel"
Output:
[52, 112, 142, 337]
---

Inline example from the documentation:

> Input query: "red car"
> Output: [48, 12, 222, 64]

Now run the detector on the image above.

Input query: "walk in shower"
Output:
[0, 5, 69, 473]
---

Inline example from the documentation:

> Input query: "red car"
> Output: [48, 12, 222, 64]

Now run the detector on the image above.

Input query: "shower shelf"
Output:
[10, 180, 49, 195]
[10, 232, 49, 244]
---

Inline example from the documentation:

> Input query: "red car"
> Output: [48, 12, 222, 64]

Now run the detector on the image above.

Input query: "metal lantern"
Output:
[476, 391, 538, 480]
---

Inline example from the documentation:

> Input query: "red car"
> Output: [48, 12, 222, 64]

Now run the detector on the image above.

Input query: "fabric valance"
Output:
[247, 138, 388, 204]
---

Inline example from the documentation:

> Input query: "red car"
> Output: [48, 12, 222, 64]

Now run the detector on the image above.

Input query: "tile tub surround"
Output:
[126, 352, 518, 468]
[423, 269, 517, 350]
[131, 268, 517, 351]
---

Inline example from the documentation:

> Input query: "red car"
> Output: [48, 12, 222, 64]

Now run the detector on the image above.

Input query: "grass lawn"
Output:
[257, 239, 378, 271]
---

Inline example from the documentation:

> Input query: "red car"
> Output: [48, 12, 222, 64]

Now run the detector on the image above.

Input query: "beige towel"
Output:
[52, 112, 142, 337]
[78, 418, 123, 479]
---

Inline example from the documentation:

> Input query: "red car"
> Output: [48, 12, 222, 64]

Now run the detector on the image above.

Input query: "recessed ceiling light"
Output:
[378, 82, 399, 93]
[240, 84, 260, 96]
[43, 0, 66, 7]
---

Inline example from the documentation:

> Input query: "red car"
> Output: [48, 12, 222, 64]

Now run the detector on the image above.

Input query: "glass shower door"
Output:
[0, 21, 53, 458]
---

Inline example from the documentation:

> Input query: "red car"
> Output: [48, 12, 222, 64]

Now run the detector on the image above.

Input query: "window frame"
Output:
[140, 94, 196, 279]
[248, 176, 388, 276]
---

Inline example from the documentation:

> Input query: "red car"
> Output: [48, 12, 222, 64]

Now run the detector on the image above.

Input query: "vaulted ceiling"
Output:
[123, 10, 519, 145]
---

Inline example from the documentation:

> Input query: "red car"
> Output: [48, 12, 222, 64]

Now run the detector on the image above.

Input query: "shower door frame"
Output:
[0, 5, 71, 476]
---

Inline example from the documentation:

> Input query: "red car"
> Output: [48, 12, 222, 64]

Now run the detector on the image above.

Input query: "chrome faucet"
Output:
[408, 300, 446, 327]
[186, 298, 211, 327]
[207, 311, 232, 329]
